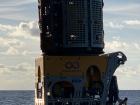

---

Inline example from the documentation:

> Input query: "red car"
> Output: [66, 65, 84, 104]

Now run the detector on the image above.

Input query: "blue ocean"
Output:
[0, 90, 139, 105]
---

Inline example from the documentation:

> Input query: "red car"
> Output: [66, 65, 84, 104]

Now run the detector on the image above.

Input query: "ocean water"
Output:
[119, 90, 140, 105]
[0, 91, 34, 105]
[0, 90, 140, 105]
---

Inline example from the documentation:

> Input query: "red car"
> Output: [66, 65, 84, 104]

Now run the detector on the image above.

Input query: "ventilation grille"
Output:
[64, 0, 88, 47]
[91, 0, 104, 44]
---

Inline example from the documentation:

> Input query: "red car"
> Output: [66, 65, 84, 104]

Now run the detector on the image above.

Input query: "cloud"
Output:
[105, 37, 140, 58]
[115, 66, 138, 77]
[9, 21, 40, 39]
[106, 37, 140, 89]
[12, 63, 34, 72]
[0, 0, 37, 22]
[0, 21, 39, 40]
[0, 63, 34, 75]
[0, 65, 10, 75]
[0, 37, 24, 55]
[133, 43, 140, 50]
[105, 40, 129, 52]
[114, 65, 140, 90]
[104, 3, 140, 14]
[124, 20, 140, 25]
[0, 62, 35, 90]
[0, 0, 36, 7]
[22, 50, 40, 56]
[113, 5, 138, 12]
[0, 24, 15, 31]
[19, 21, 39, 37]
[0, 21, 40, 56]
[0, 64, 5, 68]
[0, 37, 24, 48]
[106, 22, 124, 29]
[5, 47, 19, 55]
[105, 40, 140, 55]
[105, 20, 140, 30]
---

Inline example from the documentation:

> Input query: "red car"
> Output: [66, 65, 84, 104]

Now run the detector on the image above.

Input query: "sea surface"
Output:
[0, 90, 140, 105]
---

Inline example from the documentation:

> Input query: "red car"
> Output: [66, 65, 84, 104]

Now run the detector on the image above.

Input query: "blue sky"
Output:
[0, 0, 140, 90]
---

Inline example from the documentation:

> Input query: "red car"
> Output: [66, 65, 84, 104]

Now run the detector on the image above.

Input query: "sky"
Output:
[0, 0, 140, 90]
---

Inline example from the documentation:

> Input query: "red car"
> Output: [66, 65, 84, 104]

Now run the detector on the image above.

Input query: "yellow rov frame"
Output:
[35, 52, 127, 105]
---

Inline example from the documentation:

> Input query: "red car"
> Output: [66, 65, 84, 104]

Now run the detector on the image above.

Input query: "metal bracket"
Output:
[100, 52, 127, 105]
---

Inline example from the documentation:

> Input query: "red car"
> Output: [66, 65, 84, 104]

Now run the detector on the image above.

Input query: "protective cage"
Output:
[38, 0, 104, 55]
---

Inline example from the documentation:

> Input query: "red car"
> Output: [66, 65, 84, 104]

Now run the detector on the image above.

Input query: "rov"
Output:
[35, 0, 127, 105]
